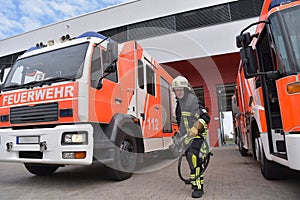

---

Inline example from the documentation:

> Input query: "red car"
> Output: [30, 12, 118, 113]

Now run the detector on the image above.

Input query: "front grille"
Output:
[10, 103, 58, 124]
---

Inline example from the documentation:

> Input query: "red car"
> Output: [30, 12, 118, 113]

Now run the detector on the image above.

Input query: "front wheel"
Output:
[261, 147, 286, 180]
[24, 163, 59, 176]
[107, 127, 137, 181]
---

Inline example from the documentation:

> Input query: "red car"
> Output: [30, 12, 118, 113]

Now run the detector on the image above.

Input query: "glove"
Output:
[193, 120, 204, 132]
[188, 126, 198, 137]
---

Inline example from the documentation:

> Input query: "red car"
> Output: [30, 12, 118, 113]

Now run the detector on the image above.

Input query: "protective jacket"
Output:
[175, 89, 210, 138]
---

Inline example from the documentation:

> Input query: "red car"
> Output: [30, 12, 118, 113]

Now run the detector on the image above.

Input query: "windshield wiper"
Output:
[22, 80, 44, 89]
[4, 77, 76, 91]
[3, 84, 22, 90]
[23, 77, 75, 89]
[41, 77, 76, 85]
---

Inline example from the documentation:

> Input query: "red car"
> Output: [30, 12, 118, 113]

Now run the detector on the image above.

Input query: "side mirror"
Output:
[104, 61, 117, 74]
[96, 60, 117, 90]
[236, 32, 252, 48]
[240, 46, 257, 78]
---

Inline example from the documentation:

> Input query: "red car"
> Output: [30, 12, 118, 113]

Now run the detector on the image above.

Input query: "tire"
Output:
[254, 137, 262, 162]
[24, 163, 59, 176]
[238, 133, 249, 157]
[261, 147, 286, 180]
[234, 128, 238, 144]
[108, 127, 138, 181]
[252, 125, 261, 161]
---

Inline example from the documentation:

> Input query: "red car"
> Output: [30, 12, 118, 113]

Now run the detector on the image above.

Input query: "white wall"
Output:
[0, 0, 260, 65]
[139, 18, 258, 63]
[0, 0, 238, 58]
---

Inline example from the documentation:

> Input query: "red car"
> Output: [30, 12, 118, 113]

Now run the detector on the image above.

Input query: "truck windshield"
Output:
[269, 5, 300, 74]
[3, 42, 89, 91]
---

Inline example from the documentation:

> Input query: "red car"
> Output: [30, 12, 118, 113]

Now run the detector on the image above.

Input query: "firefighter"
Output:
[172, 76, 210, 198]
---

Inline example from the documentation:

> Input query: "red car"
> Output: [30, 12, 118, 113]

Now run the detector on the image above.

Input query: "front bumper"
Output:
[0, 124, 96, 165]
[286, 134, 300, 170]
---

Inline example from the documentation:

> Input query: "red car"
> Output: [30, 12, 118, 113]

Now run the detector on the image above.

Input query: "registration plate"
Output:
[17, 136, 40, 144]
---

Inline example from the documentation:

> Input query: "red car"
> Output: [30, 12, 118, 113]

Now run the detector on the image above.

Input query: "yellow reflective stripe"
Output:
[183, 117, 189, 133]
[199, 119, 206, 126]
[202, 129, 208, 138]
[184, 136, 193, 145]
[184, 137, 194, 145]
[200, 144, 208, 158]
[192, 154, 197, 168]
[194, 113, 200, 119]
[182, 112, 192, 116]
[196, 167, 201, 189]
[200, 174, 204, 185]
[190, 174, 196, 186]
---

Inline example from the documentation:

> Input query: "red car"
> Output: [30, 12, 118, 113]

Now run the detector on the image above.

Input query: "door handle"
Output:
[140, 113, 145, 121]
[115, 98, 122, 104]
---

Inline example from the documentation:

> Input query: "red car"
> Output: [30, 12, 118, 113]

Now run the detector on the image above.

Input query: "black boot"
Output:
[191, 189, 203, 198]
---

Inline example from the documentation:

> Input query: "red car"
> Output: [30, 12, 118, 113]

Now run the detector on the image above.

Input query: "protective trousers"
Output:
[185, 137, 204, 191]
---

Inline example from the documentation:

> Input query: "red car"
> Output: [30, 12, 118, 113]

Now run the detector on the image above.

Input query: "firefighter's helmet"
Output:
[172, 76, 191, 90]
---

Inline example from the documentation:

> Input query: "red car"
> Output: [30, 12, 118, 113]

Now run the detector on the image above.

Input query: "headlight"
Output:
[61, 132, 88, 145]
[62, 152, 86, 159]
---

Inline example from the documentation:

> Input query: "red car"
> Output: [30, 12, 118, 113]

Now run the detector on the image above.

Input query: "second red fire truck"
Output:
[234, 0, 300, 179]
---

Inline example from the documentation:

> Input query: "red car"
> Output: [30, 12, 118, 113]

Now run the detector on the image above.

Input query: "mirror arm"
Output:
[95, 60, 117, 90]
[240, 20, 269, 36]
[96, 73, 110, 90]
[246, 71, 279, 78]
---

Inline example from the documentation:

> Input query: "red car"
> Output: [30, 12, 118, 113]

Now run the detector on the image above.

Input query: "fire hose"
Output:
[176, 135, 213, 184]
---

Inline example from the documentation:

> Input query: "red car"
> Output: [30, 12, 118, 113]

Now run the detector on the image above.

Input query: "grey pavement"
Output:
[0, 146, 300, 200]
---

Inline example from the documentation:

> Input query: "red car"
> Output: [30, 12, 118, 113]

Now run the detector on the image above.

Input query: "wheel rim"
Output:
[254, 137, 261, 161]
[119, 140, 134, 168]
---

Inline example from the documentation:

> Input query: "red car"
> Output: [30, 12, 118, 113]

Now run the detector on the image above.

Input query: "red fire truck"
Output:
[234, 0, 300, 179]
[0, 32, 178, 180]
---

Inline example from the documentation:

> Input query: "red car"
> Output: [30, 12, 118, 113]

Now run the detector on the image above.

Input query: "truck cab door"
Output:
[136, 59, 147, 124]
[256, 25, 283, 154]
[136, 57, 163, 151]
[89, 45, 122, 123]
[143, 60, 162, 139]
